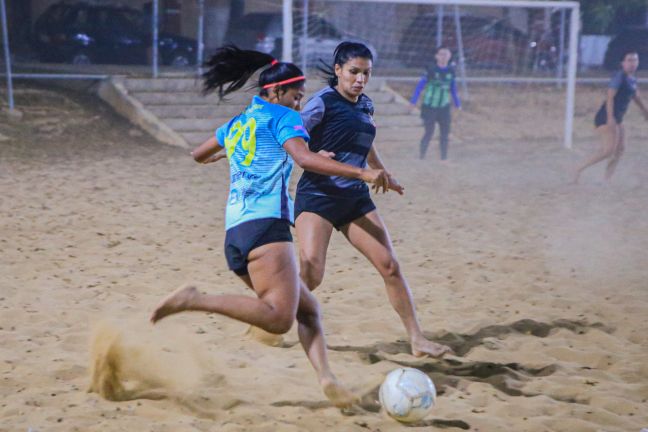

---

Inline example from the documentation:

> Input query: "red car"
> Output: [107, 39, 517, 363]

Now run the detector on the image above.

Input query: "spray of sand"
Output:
[87, 321, 230, 418]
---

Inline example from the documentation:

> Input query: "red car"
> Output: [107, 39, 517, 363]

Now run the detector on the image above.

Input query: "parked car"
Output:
[398, 14, 551, 71]
[223, 13, 378, 67]
[33, 2, 197, 66]
[604, 27, 648, 71]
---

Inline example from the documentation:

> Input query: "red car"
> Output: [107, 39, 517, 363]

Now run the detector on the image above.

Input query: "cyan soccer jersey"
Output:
[215, 96, 309, 230]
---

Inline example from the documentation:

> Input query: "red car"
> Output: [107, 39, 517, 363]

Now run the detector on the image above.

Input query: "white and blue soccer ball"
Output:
[379, 367, 436, 423]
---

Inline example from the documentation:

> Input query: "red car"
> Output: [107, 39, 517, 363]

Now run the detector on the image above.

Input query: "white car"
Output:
[224, 13, 378, 67]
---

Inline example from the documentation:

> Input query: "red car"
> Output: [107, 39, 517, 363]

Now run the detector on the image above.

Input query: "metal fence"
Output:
[0, 0, 621, 118]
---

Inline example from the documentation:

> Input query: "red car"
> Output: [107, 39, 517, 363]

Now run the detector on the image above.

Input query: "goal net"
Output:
[282, 0, 579, 148]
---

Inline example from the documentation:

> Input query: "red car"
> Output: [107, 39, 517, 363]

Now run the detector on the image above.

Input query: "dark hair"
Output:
[318, 41, 373, 87]
[620, 50, 639, 62]
[202, 45, 305, 99]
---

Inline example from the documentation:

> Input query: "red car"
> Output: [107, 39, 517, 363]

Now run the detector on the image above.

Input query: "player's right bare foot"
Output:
[321, 376, 358, 409]
[150, 284, 199, 324]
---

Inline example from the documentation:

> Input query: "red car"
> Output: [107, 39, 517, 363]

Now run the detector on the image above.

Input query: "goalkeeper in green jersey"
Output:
[410, 46, 461, 160]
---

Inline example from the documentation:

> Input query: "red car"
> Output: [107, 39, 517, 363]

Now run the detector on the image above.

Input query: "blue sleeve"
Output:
[450, 78, 461, 108]
[410, 76, 428, 104]
[275, 110, 310, 146]
[608, 71, 624, 90]
[215, 123, 228, 147]
[300, 96, 325, 132]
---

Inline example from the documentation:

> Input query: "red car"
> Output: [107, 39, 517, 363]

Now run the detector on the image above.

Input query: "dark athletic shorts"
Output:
[294, 193, 376, 230]
[224, 218, 292, 276]
[594, 105, 623, 127]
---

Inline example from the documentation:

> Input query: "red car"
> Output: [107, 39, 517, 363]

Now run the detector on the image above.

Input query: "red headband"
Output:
[270, 59, 279, 66]
[262, 75, 306, 89]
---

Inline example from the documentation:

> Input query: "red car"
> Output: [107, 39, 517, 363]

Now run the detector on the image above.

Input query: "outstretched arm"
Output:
[191, 136, 226, 163]
[633, 88, 648, 121]
[410, 75, 428, 106]
[450, 79, 461, 109]
[367, 145, 404, 195]
[284, 137, 388, 192]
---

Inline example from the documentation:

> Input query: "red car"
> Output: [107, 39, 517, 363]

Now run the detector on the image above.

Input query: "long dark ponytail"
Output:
[317, 41, 373, 87]
[203, 45, 305, 99]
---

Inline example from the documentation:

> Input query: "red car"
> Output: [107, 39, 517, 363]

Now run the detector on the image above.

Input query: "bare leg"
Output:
[604, 124, 625, 182]
[246, 212, 331, 346]
[341, 211, 452, 358]
[295, 212, 334, 291]
[296, 282, 357, 408]
[150, 242, 299, 335]
[238, 274, 285, 347]
[573, 124, 617, 184]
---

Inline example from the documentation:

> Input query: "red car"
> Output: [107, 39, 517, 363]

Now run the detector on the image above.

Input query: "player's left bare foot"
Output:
[321, 376, 358, 409]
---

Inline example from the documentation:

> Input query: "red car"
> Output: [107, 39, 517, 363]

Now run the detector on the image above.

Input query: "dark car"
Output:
[398, 14, 537, 70]
[604, 27, 648, 71]
[33, 2, 196, 66]
[223, 12, 377, 66]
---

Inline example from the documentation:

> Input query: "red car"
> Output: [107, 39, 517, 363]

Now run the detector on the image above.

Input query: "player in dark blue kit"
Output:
[573, 51, 648, 183]
[295, 42, 452, 358]
[150, 45, 390, 407]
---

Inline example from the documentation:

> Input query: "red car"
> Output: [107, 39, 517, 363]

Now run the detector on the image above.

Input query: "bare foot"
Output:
[412, 338, 453, 358]
[150, 284, 199, 324]
[321, 377, 358, 409]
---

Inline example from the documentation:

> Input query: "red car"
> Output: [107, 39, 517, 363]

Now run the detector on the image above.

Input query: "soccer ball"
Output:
[379, 367, 436, 423]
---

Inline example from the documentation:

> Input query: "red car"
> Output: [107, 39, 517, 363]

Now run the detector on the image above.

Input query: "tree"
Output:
[580, 0, 647, 35]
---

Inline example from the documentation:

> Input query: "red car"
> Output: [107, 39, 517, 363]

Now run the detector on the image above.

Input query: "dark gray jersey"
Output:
[297, 87, 376, 197]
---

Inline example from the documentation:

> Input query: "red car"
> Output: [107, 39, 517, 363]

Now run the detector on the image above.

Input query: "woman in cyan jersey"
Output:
[410, 46, 461, 160]
[294, 42, 452, 358]
[574, 51, 648, 183]
[150, 45, 389, 407]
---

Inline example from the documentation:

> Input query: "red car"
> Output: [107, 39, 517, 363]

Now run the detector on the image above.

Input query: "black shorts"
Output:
[420, 104, 451, 123]
[294, 193, 376, 230]
[594, 106, 623, 127]
[224, 218, 292, 276]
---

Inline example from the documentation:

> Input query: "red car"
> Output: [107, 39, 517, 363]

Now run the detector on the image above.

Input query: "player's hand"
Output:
[360, 168, 389, 193]
[201, 150, 226, 164]
[386, 173, 404, 195]
[317, 150, 336, 159]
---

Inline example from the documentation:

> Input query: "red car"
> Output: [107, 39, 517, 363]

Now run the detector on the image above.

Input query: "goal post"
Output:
[283, 0, 580, 149]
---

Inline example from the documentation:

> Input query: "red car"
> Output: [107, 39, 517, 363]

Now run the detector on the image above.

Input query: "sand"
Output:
[1, 82, 647, 432]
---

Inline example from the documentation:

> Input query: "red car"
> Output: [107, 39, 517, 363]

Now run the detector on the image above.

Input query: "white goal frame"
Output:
[282, 0, 580, 149]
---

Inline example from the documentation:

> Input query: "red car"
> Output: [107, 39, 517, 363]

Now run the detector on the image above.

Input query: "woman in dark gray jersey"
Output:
[294, 42, 452, 358]
[573, 51, 648, 183]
